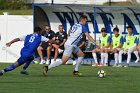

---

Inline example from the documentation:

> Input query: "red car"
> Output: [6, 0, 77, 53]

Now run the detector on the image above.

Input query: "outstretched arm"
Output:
[6, 38, 20, 47]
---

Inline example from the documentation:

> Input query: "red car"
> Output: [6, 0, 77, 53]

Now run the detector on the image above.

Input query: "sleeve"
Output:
[107, 36, 111, 43]
[120, 36, 124, 44]
[41, 36, 49, 42]
[134, 37, 138, 44]
[123, 36, 126, 42]
[82, 24, 90, 33]
[19, 35, 26, 41]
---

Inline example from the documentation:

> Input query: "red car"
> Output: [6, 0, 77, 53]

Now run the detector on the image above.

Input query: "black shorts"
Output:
[41, 42, 51, 50]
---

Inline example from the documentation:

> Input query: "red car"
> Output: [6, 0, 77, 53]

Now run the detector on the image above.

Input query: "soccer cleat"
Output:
[58, 49, 63, 54]
[113, 63, 118, 67]
[0, 70, 4, 76]
[116, 64, 123, 67]
[124, 64, 129, 67]
[43, 66, 48, 76]
[92, 63, 98, 66]
[73, 71, 82, 76]
[40, 59, 45, 64]
[20, 70, 29, 75]
[135, 58, 140, 63]
[46, 59, 50, 65]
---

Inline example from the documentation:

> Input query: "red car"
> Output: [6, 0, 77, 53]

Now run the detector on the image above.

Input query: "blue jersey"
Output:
[20, 34, 42, 57]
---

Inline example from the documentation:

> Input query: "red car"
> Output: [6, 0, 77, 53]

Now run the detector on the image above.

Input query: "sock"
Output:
[104, 53, 108, 64]
[48, 60, 62, 70]
[22, 62, 31, 71]
[134, 51, 140, 59]
[114, 53, 119, 65]
[101, 53, 104, 65]
[4, 64, 16, 72]
[119, 50, 123, 64]
[127, 50, 131, 64]
[74, 57, 83, 71]
[92, 53, 98, 64]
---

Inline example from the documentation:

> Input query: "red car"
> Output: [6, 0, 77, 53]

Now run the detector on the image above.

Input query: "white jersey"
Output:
[65, 23, 89, 46]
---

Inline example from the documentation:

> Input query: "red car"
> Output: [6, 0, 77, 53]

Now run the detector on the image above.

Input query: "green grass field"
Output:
[0, 63, 140, 93]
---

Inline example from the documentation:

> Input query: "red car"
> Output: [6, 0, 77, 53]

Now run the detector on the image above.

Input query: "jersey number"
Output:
[71, 26, 78, 33]
[29, 36, 35, 42]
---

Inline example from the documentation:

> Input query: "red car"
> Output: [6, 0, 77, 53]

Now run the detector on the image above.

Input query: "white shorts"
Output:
[63, 45, 80, 57]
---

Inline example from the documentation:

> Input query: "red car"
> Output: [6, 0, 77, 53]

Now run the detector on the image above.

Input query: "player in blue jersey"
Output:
[0, 27, 50, 76]
[43, 15, 99, 76]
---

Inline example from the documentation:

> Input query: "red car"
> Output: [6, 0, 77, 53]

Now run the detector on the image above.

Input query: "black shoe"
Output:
[73, 70, 82, 76]
[0, 70, 4, 76]
[20, 70, 29, 75]
[43, 66, 48, 76]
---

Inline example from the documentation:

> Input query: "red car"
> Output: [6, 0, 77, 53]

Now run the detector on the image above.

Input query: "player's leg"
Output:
[133, 46, 140, 63]
[92, 48, 99, 66]
[104, 48, 110, 66]
[113, 48, 119, 67]
[46, 46, 52, 64]
[100, 48, 105, 65]
[118, 49, 124, 67]
[37, 46, 45, 64]
[43, 45, 73, 76]
[0, 57, 26, 76]
[73, 47, 84, 76]
[125, 49, 133, 67]
[20, 56, 34, 75]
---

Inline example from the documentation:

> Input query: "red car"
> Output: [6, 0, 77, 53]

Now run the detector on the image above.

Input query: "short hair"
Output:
[79, 15, 88, 21]
[127, 25, 133, 30]
[101, 28, 107, 32]
[113, 27, 119, 32]
[34, 27, 42, 33]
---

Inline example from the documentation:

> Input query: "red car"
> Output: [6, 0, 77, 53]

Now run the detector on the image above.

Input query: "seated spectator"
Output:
[119, 26, 140, 67]
[51, 25, 67, 64]
[37, 25, 57, 64]
[92, 28, 111, 66]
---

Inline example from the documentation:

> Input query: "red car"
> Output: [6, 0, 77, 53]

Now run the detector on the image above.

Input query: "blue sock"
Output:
[4, 64, 16, 72]
[22, 62, 31, 71]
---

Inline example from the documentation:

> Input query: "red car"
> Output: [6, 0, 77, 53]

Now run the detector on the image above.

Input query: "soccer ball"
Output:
[97, 70, 106, 78]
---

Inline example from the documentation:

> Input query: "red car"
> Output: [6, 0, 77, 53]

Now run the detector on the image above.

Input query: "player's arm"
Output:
[6, 35, 26, 47]
[85, 33, 99, 47]
[59, 39, 66, 47]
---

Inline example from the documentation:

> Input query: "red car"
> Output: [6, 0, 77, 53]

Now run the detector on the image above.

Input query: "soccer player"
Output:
[92, 28, 111, 66]
[0, 27, 50, 76]
[52, 25, 67, 64]
[119, 26, 139, 67]
[110, 27, 124, 67]
[43, 15, 99, 76]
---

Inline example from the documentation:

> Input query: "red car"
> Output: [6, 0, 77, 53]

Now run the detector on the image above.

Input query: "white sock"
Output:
[92, 53, 98, 64]
[114, 53, 118, 65]
[74, 57, 83, 71]
[134, 51, 140, 59]
[101, 53, 104, 65]
[104, 53, 108, 64]
[127, 51, 131, 64]
[119, 50, 123, 64]
[48, 60, 62, 70]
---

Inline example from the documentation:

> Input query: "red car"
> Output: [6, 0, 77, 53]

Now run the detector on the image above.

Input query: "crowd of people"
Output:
[0, 15, 140, 76]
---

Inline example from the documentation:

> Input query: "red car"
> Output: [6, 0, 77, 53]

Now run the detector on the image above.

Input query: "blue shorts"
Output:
[17, 56, 34, 66]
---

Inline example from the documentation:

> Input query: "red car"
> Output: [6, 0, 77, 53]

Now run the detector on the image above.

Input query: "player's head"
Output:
[79, 15, 88, 25]
[101, 28, 107, 36]
[58, 25, 64, 33]
[34, 27, 42, 34]
[127, 25, 133, 35]
[44, 25, 51, 32]
[113, 27, 119, 35]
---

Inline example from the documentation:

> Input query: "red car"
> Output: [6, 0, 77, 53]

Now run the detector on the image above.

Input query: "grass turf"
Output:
[0, 63, 140, 93]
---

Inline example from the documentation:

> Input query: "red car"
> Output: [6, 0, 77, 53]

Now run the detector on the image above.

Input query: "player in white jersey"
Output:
[43, 15, 99, 76]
